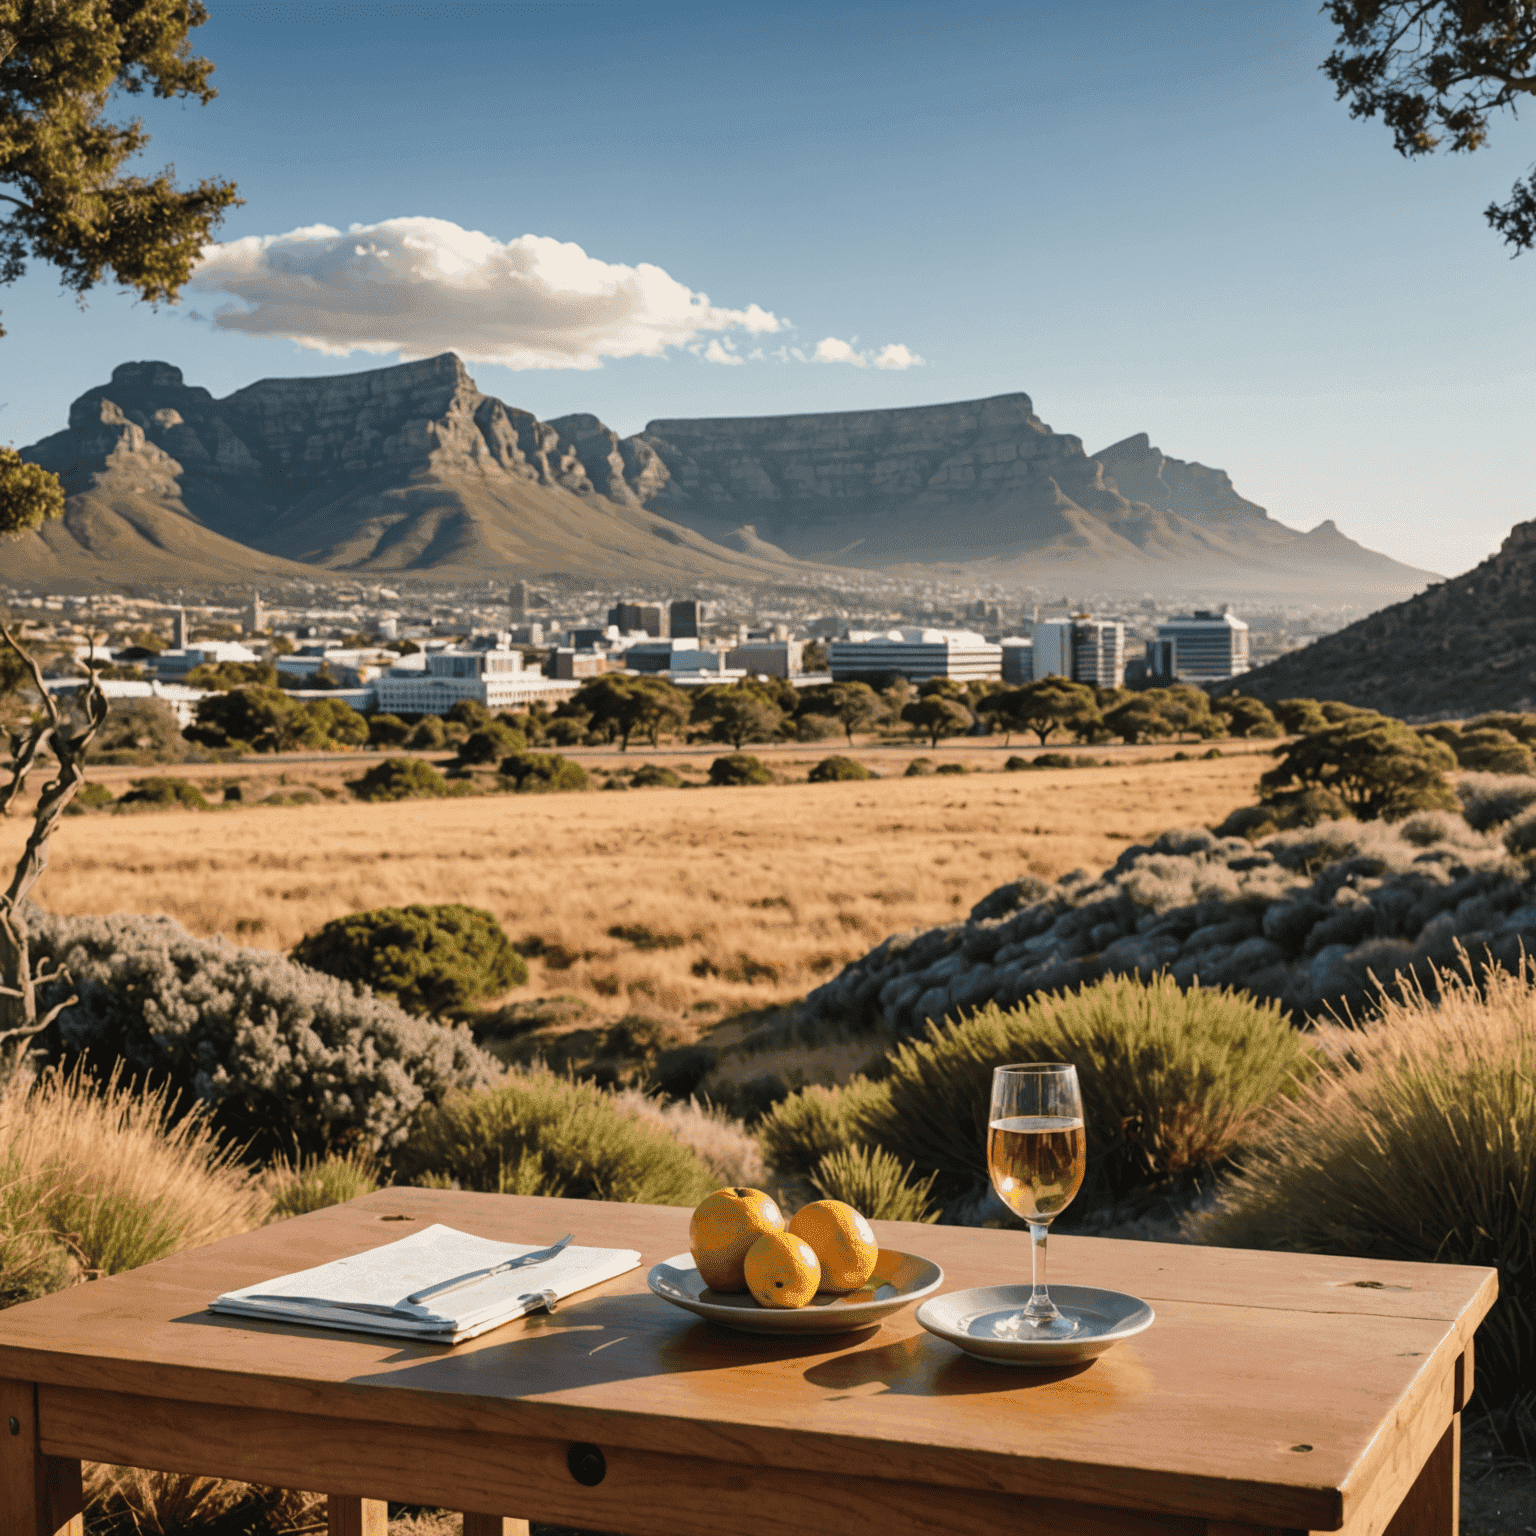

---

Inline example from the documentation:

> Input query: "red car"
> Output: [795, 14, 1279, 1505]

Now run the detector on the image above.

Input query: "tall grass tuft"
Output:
[263, 1150, 380, 1221]
[756, 1078, 892, 1181]
[1196, 961, 1536, 1407]
[859, 974, 1312, 1211]
[612, 1090, 765, 1189]
[396, 1066, 719, 1205]
[83, 1463, 322, 1536]
[811, 1145, 938, 1223]
[0, 1066, 268, 1301]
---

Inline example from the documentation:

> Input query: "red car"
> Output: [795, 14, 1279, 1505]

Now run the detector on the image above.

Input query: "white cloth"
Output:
[210, 1223, 640, 1344]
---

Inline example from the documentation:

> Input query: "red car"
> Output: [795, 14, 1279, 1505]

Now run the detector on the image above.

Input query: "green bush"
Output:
[1259, 714, 1458, 821]
[397, 1067, 718, 1205]
[458, 720, 527, 765]
[935, 762, 967, 776]
[65, 782, 116, 814]
[808, 755, 871, 782]
[904, 757, 933, 776]
[264, 1150, 380, 1221]
[1271, 698, 1328, 734]
[1196, 962, 1535, 1408]
[29, 906, 494, 1161]
[1033, 752, 1074, 768]
[1454, 727, 1535, 776]
[499, 750, 590, 793]
[351, 757, 449, 802]
[757, 1078, 892, 1180]
[708, 753, 773, 786]
[630, 764, 682, 788]
[119, 776, 210, 810]
[859, 974, 1311, 1210]
[1003, 756, 1029, 771]
[367, 712, 411, 748]
[811, 1145, 938, 1223]
[407, 715, 448, 750]
[292, 904, 527, 1017]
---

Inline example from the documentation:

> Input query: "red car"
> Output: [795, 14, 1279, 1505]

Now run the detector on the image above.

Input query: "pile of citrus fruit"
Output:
[688, 1186, 879, 1309]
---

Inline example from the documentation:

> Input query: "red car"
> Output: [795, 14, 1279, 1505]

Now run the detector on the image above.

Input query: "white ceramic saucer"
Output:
[916, 1283, 1154, 1365]
[648, 1249, 943, 1335]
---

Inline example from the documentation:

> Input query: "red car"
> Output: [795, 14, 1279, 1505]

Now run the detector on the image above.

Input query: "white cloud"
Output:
[812, 335, 924, 370]
[190, 216, 784, 371]
[703, 338, 744, 366]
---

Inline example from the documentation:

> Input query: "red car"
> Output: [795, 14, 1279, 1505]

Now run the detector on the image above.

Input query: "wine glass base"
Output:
[992, 1309, 1080, 1340]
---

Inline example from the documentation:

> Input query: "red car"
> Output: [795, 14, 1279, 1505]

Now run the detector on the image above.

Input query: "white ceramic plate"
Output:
[916, 1284, 1154, 1366]
[647, 1249, 944, 1334]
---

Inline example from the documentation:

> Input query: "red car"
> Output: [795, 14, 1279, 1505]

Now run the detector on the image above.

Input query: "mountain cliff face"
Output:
[9, 356, 1436, 599]
[1242, 520, 1536, 717]
[11, 356, 810, 589]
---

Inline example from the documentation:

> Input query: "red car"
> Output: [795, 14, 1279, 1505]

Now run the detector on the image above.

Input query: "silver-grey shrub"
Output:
[1459, 773, 1536, 832]
[25, 906, 496, 1161]
[795, 817, 1536, 1041]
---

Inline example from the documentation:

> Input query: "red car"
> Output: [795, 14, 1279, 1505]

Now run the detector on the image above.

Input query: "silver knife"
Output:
[405, 1233, 576, 1305]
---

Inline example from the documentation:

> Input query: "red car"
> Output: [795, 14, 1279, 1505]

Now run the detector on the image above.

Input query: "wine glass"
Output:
[987, 1063, 1086, 1338]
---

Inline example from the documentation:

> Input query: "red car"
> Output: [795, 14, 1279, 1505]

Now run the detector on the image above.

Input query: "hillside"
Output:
[9, 357, 1436, 600]
[635, 397, 1436, 600]
[1239, 520, 1536, 718]
[8, 356, 815, 592]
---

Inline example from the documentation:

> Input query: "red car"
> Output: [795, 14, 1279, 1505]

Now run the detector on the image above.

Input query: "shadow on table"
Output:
[803, 1330, 1099, 1396]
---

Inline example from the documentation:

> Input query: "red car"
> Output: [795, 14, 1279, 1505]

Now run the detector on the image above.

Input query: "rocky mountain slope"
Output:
[9, 356, 812, 591]
[634, 398, 1436, 599]
[1239, 520, 1536, 718]
[10, 356, 1435, 599]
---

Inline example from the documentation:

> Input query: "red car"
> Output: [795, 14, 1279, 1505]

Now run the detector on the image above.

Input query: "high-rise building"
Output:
[509, 581, 528, 620]
[669, 599, 702, 639]
[1149, 609, 1249, 682]
[245, 591, 265, 635]
[1030, 616, 1125, 687]
[172, 609, 188, 649]
[606, 601, 665, 637]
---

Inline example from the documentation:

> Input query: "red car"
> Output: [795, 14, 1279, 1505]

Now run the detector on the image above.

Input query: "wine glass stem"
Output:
[1026, 1220, 1057, 1320]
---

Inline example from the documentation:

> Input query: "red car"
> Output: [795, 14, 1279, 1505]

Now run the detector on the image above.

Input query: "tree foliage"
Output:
[571, 675, 688, 751]
[708, 752, 773, 786]
[1323, 1, 1536, 250]
[498, 750, 590, 793]
[351, 757, 449, 802]
[993, 678, 1099, 745]
[292, 903, 527, 1018]
[692, 681, 784, 748]
[1260, 713, 1460, 820]
[900, 695, 973, 748]
[0, 446, 63, 536]
[0, 0, 241, 336]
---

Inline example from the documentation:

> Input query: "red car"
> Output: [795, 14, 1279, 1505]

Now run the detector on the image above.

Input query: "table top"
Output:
[0, 1187, 1496, 1531]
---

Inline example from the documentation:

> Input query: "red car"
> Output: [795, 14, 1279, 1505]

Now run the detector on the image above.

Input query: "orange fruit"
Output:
[743, 1231, 821, 1309]
[689, 1186, 786, 1292]
[787, 1200, 878, 1293]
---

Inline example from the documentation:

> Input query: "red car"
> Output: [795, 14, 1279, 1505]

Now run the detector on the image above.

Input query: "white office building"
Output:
[726, 639, 804, 678]
[1030, 617, 1126, 688]
[829, 629, 1002, 684]
[1149, 610, 1250, 683]
[1000, 638, 1034, 685]
[374, 647, 577, 714]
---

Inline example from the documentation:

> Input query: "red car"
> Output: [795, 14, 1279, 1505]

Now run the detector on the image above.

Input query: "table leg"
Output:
[463, 1515, 531, 1536]
[1382, 1416, 1460, 1536]
[327, 1494, 388, 1536]
[0, 1378, 83, 1536]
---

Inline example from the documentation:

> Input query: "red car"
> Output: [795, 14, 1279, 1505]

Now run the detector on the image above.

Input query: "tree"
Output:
[1272, 698, 1329, 734]
[0, 446, 63, 537]
[1259, 715, 1459, 820]
[708, 753, 774, 786]
[1146, 685, 1221, 741]
[901, 695, 973, 748]
[352, 758, 450, 802]
[1005, 678, 1100, 745]
[1213, 694, 1283, 739]
[0, 1, 240, 338]
[828, 681, 881, 744]
[305, 696, 369, 749]
[498, 751, 591, 793]
[1103, 698, 1175, 746]
[185, 660, 278, 690]
[694, 682, 785, 749]
[808, 755, 872, 782]
[458, 720, 526, 765]
[1323, 1, 1536, 251]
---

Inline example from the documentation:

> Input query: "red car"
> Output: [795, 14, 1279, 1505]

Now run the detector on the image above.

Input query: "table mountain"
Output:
[1240, 519, 1536, 717]
[10, 356, 1434, 600]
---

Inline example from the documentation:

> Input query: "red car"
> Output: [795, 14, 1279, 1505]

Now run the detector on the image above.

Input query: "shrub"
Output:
[756, 1078, 893, 1180]
[935, 762, 967, 776]
[858, 974, 1311, 1211]
[367, 712, 411, 747]
[1033, 752, 1074, 768]
[1259, 715, 1458, 821]
[0, 1066, 268, 1304]
[808, 755, 871, 782]
[904, 757, 934, 776]
[708, 753, 773, 786]
[630, 763, 681, 788]
[407, 715, 448, 750]
[1459, 772, 1536, 831]
[264, 1149, 380, 1220]
[811, 1145, 938, 1223]
[446, 699, 493, 728]
[65, 782, 115, 814]
[292, 904, 527, 1017]
[397, 1067, 719, 1205]
[1467, 711, 1536, 747]
[1004, 756, 1029, 771]
[351, 757, 449, 802]
[613, 1090, 765, 1188]
[1503, 807, 1536, 863]
[1272, 698, 1328, 734]
[1196, 962, 1536, 1407]
[458, 720, 527, 765]
[499, 750, 590, 793]
[1453, 727, 1535, 776]
[27, 906, 495, 1161]
[118, 776, 210, 810]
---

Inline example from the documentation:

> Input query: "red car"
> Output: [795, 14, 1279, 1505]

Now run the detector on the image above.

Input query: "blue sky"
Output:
[2, 0, 1532, 578]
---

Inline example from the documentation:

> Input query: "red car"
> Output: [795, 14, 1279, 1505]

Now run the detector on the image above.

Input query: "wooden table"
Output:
[0, 1188, 1496, 1536]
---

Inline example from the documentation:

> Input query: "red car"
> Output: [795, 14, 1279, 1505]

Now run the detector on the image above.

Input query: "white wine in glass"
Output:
[988, 1064, 1085, 1337]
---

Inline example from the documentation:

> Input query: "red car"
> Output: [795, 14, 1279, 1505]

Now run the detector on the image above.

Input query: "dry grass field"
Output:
[4, 752, 1267, 1032]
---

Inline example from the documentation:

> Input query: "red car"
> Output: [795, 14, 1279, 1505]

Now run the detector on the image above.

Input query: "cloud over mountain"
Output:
[191, 217, 784, 370]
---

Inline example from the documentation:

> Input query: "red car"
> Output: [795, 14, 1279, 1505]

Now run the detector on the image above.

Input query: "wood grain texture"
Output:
[462, 1516, 530, 1536]
[0, 1379, 82, 1536]
[326, 1495, 387, 1536]
[0, 1190, 1499, 1534]
[1381, 1422, 1458, 1536]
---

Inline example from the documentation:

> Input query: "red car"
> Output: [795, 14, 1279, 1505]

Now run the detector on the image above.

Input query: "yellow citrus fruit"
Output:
[743, 1230, 821, 1309]
[689, 1186, 786, 1293]
[787, 1200, 878, 1293]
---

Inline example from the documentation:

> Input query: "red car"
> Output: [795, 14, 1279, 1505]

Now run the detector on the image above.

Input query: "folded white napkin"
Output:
[210, 1223, 640, 1344]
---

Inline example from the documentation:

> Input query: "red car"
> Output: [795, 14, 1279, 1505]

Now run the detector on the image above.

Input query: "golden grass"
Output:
[4, 755, 1264, 1025]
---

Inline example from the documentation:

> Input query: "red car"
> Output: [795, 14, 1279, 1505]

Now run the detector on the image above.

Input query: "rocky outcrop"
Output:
[788, 814, 1536, 1051]
[1092, 433, 1268, 525]
[1242, 520, 1536, 717]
